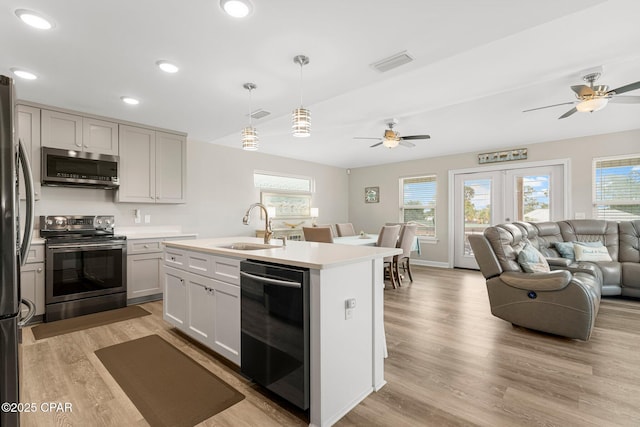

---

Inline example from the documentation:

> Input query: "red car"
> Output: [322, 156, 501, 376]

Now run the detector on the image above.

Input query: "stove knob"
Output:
[96, 219, 103, 225]
[55, 219, 64, 226]
[46, 219, 53, 226]
[105, 219, 111, 225]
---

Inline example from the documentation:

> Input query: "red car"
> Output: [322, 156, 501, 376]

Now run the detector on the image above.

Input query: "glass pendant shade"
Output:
[576, 97, 609, 113]
[292, 107, 311, 137]
[292, 55, 310, 138]
[242, 82, 259, 151]
[242, 126, 258, 151]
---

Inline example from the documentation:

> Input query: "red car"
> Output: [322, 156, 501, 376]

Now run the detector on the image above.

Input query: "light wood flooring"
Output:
[20, 266, 640, 426]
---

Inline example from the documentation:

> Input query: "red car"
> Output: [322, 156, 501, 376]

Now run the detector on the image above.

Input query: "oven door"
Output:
[45, 241, 127, 304]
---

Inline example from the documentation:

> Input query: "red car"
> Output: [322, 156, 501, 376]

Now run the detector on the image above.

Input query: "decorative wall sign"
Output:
[365, 186, 379, 203]
[261, 192, 311, 218]
[478, 148, 528, 164]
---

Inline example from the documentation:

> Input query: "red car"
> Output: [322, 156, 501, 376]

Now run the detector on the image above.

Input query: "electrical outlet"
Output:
[144, 214, 151, 224]
[134, 209, 141, 224]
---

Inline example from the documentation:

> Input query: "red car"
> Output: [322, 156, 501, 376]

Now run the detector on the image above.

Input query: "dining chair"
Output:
[314, 224, 336, 237]
[394, 224, 418, 285]
[335, 223, 356, 237]
[376, 225, 401, 288]
[303, 226, 334, 243]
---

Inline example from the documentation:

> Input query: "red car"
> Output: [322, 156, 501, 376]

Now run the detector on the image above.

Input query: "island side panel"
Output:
[309, 259, 381, 427]
[372, 257, 386, 391]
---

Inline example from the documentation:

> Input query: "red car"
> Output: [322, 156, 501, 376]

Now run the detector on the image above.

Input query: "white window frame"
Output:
[592, 153, 640, 220]
[399, 174, 437, 240]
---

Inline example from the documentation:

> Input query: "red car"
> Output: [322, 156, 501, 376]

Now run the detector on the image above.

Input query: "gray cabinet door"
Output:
[17, 105, 41, 201]
[155, 131, 186, 203]
[118, 125, 156, 203]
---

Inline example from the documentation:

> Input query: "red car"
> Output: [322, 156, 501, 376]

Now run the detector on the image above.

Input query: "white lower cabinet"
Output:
[127, 236, 195, 302]
[163, 251, 242, 365]
[20, 244, 46, 321]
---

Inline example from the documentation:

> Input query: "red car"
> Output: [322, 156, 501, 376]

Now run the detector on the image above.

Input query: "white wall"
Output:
[348, 128, 640, 265]
[34, 140, 349, 238]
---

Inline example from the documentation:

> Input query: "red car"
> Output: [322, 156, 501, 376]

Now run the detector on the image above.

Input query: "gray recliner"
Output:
[468, 223, 601, 341]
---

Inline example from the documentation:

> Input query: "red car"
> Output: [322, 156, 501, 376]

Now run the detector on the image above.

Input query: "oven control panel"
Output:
[40, 215, 115, 234]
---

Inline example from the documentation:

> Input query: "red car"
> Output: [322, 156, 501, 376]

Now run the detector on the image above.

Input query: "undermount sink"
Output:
[215, 242, 281, 250]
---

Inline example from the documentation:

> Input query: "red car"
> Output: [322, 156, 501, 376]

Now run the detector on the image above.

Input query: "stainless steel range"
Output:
[40, 215, 127, 322]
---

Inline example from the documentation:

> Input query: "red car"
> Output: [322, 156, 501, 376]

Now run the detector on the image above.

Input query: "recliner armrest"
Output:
[500, 270, 572, 291]
[546, 257, 571, 267]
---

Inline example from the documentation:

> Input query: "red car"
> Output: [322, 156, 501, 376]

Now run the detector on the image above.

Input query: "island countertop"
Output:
[163, 236, 401, 270]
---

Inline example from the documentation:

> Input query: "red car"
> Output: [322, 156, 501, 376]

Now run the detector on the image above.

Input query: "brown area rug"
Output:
[31, 306, 151, 340]
[95, 334, 244, 427]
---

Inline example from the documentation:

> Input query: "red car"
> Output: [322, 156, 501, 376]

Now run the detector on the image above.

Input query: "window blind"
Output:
[593, 156, 640, 220]
[400, 175, 437, 237]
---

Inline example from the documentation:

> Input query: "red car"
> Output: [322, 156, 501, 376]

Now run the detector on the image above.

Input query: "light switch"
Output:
[345, 298, 356, 320]
[144, 214, 151, 223]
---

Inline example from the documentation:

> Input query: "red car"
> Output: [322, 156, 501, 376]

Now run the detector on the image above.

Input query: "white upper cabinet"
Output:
[17, 105, 41, 201]
[41, 109, 118, 155]
[118, 125, 186, 204]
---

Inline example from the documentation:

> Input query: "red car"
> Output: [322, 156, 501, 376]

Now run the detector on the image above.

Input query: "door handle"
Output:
[18, 139, 35, 267]
[18, 298, 36, 326]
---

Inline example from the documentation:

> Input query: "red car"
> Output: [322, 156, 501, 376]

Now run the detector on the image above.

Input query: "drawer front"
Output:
[165, 247, 187, 268]
[25, 244, 45, 264]
[186, 251, 213, 276]
[212, 255, 241, 285]
[129, 240, 163, 254]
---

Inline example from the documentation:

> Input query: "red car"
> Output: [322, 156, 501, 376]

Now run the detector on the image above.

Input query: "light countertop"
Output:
[116, 226, 197, 240]
[164, 236, 401, 270]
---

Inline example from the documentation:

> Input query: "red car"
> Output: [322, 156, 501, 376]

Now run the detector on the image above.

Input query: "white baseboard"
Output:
[410, 259, 450, 269]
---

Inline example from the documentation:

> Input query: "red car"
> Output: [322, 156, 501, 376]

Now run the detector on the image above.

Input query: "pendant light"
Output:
[292, 55, 311, 138]
[242, 83, 259, 151]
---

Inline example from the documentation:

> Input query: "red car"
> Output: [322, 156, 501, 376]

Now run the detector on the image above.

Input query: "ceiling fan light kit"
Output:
[354, 118, 431, 149]
[292, 55, 311, 138]
[523, 69, 640, 119]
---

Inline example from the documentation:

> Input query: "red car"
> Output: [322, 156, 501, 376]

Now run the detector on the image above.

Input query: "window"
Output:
[593, 154, 640, 220]
[400, 175, 437, 238]
[254, 171, 313, 192]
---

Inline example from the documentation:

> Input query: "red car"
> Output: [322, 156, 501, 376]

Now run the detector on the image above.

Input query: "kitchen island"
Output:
[162, 236, 401, 427]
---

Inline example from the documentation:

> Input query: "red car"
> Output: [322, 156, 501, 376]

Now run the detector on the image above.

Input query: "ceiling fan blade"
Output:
[399, 135, 431, 140]
[370, 142, 383, 148]
[571, 85, 594, 97]
[607, 80, 640, 95]
[399, 140, 416, 148]
[354, 137, 382, 140]
[522, 101, 575, 113]
[609, 95, 640, 104]
[558, 107, 578, 119]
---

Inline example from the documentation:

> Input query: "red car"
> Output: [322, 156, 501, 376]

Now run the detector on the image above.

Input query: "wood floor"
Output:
[20, 266, 640, 426]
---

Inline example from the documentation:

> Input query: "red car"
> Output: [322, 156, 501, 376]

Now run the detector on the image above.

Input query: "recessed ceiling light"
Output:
[156, 60, 179, 73]
[15, 9, 53, 30]
[220, 0, 252, 18]
[11, 68, 38, 80]
[120, 96, 140, 105]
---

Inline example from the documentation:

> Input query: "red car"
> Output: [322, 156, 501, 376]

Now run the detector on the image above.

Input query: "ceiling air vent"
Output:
[370, 51, 414, 73]
[248, 109, 270, 119]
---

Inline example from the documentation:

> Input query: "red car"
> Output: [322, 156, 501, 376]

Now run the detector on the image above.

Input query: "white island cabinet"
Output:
[163, 246, 242, 365]
[163, 236, 401, 427]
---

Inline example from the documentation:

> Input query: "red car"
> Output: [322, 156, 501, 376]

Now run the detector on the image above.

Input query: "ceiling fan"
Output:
[523, 72, 640, 119]
[354, 119, 430, 148]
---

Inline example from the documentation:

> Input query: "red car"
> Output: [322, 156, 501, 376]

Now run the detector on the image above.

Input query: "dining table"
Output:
[333, 234, 421, 254]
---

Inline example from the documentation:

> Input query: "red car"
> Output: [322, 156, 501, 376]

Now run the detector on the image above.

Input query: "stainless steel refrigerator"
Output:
[1, 75, 36, 427]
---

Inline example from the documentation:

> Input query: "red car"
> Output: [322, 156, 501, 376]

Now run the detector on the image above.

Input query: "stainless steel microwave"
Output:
[41, 147, 120, 189]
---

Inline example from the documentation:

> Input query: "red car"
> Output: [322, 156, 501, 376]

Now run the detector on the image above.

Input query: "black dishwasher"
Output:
[240, 260, 310, 410]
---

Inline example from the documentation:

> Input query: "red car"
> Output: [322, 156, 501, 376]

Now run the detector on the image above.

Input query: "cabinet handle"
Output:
[171, 256, 176, 261]
[180, 278, 184, 284]
[75, 143, 82, 147]
[83, 144, 88, 148]
[37, 267, 42, 273]
[144, 244, 149, 248]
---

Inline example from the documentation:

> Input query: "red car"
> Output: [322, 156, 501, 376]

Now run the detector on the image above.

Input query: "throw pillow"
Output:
[574, 244, 612, 262]
[517, 243, 551, 273]
[554, 241, 603, 261]
[554, 241, 575, 260]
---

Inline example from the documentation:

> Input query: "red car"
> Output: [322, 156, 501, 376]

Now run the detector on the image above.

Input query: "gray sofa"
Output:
[468, 219, 640, 341]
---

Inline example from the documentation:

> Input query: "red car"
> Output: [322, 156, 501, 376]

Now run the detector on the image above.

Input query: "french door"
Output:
[453, 164, 565, 269]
